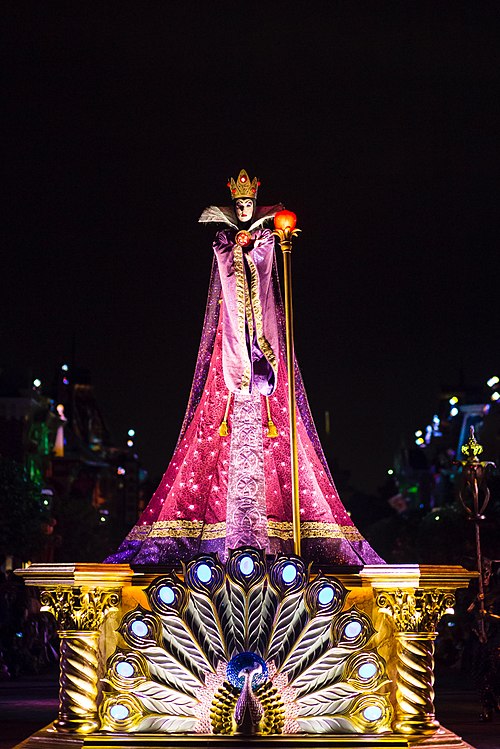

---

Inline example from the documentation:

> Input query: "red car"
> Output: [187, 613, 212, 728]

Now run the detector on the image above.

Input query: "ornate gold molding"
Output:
[376, 589, 455, 634]
[40, 587, 120, 631]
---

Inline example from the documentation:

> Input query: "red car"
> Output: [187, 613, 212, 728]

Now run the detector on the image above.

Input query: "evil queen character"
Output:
[105, 170, 383, 565]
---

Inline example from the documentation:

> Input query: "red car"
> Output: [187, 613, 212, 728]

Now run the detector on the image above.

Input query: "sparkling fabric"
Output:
[105, 214, 384, 566]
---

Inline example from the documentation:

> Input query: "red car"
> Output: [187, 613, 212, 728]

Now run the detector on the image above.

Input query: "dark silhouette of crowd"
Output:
[0, 569, 58, 680]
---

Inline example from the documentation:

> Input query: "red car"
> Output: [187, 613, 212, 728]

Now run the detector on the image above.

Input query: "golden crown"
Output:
[227, 169, 260, 200]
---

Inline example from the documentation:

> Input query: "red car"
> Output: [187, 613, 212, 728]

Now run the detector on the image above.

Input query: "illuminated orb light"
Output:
[195, 563, 212, 583]
[363, 705, 382, 722]
[318, 586, 334, 605]
[116, 662, 134, 678]
[226, 652, 268, 690]
[358, 662, 377, 680]
[110, 704, 130, 720]
[159, 585, 175, 604]
[282, 563, 297, 583]
[131, 620, 148, 637]
[450, 407, 459, 417]
[344, 621, 362, 639]
[274, 210, 297, 232]
[239, 555, 255, 576]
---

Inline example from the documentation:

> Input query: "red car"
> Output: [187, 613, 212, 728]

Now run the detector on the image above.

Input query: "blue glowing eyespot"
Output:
[318, 586, 334, 605]
[116, 662, 134, 678]
[196, 563, 212, 583]
[159, 585, 175, 604]
[239, 555, 255, 576]
[110, 704, 130, 720]
[358, 662, 377, 679]
[363, 706, 382, 721]
[131, 620, 148, 637]
[282, 563, 297, 583]
[344, 621, 362, 639]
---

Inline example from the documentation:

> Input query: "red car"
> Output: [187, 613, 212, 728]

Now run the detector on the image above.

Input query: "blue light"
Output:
[345, 621, 362, 639]
[110, 704, 129, 720]
[131, 620, 148, 637]
[358, 662, 377, 679]
[196, 563, 212, 583]
[363, 706, 382, 721]
[116, 662, 134, 678]
[239, 556, 255, 576]
[226, 652, 268, 690]
[282, 563, 297, 583]
[159, 586, 175, 604]
[318, 586, 334, 605]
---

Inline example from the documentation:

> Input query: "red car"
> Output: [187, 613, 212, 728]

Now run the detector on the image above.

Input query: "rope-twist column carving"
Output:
[376, 588, 455, 735]
[58, 632, 100, 732]
[41, 587, 120, 734]
[395, 632, 436, 733]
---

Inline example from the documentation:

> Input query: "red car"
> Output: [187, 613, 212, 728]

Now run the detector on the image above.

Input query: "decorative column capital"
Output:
[40, 587, 121, 631]
[16, 562, 133, 631]
[376, 588, 455, 634]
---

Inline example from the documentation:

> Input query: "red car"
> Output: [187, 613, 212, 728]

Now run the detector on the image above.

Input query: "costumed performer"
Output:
[105, 169, 383, 565]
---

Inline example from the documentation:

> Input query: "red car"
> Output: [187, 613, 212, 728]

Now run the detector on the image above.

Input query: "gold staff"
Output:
[273, 210, 301, 555]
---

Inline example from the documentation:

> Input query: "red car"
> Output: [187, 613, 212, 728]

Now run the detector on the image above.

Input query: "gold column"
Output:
[376, 588, 455, 735]
[360, 564, 476, 738]
[16, 563, 132, 734]
[273, 214, 301, 556]
[40, 587, 120, 733]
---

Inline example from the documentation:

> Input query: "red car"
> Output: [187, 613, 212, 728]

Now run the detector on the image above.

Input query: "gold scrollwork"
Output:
[40, 587, 121, 631]
[376, 588, 455, 633]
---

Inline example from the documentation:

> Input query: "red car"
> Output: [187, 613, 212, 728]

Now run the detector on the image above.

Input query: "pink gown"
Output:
[105, 205, 383, 566]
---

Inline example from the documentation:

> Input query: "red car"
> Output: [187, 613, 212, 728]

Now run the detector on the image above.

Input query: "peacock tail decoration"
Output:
[100, 547, 392, 735]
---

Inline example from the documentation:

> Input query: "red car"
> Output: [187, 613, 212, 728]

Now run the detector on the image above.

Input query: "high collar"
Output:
[198, 204, 284, 232]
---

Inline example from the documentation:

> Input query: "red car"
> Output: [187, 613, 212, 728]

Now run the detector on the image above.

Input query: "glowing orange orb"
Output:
[274, 210, 297, 232]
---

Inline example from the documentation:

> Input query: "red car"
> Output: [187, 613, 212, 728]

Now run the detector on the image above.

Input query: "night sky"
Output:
[3, 3, 499, 492]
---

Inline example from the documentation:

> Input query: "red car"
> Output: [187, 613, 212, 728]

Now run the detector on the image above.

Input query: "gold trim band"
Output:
[128, 520, 362, 542]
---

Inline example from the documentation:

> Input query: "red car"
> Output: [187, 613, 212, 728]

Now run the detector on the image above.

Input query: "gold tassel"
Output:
[219, 392, 233, 436]
[265, 396, 279, 438]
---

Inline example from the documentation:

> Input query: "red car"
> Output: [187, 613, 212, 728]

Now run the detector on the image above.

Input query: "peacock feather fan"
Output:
[100, 547, 392, 735]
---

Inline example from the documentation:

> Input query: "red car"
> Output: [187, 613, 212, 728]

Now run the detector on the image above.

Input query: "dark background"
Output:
[2, 2, 499, 492]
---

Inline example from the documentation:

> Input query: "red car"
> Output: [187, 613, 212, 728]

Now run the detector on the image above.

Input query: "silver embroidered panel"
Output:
[225, 391, 269, 557]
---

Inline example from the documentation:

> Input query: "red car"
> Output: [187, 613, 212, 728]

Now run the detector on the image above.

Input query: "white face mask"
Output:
[235, 199, 254, 223]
